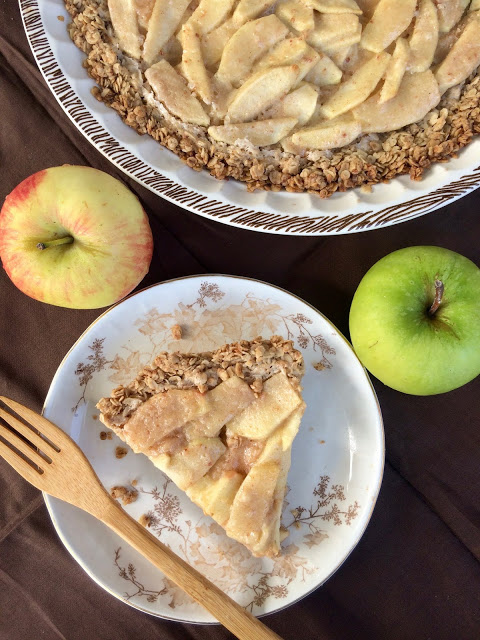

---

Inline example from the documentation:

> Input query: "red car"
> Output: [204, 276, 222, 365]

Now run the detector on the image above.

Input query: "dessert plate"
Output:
[21, 0, 480, 236]
[43, 275, 384, 622]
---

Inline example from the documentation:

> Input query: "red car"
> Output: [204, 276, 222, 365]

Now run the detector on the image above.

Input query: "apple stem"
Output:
[36, 236, 74, 250]
[428, 279, 444, 316]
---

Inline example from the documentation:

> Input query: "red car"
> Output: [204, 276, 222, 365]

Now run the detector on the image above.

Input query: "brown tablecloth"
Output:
[1, 3, 480, 639]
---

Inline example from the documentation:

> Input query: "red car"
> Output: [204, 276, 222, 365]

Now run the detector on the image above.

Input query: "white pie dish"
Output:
[42, 275, 384, 622]
[21, 0, 480, 235]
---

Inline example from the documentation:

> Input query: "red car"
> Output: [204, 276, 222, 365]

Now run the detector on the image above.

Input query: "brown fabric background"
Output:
[1, 3, 480, 638]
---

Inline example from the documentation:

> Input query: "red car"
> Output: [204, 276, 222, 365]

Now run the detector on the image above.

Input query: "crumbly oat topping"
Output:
[138, 513, 152, 528]
[110, 485, 138, 505]
[97, 336, 304, 430]
[171, 324, 182, 340]
[64, 0, 480, 196]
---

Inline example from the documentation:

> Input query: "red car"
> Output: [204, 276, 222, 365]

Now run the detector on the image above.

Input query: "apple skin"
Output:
[349, 246, 480, 395]
[0, 166, 153, 309]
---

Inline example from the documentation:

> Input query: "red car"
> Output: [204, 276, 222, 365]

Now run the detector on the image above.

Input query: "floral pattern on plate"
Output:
[43, 275, 383, 623]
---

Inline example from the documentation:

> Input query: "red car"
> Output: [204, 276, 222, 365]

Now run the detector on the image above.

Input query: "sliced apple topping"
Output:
[186, 471, 245, 527]
[355, 0, 380, 19]
[187, 0, 236, 36]
[209, 118, 298, 146]
[180, 22, 212, 104]
[143, 0, 191, 66]
[353, 70, 441, 133]
[227, 65, 300, 123]
[216, 15, 289, 88]
[305, 54, 342, 86]
[361, 0, 417, 53]
[232, 0, 278, 24]
[379, 38, 409, 104]
[263, 84, 319, 125]
[303, 0, 363, 14]
[108, 0, 142, 59]
[408, 0, 439, 74]
[307, 13, 361, 52]
[134, 0, 155, 33]
[435, 15, 480, 94]
[108, 0, 480, 153]
[321, 51, 390, 118]
[152, 436, 226, 491]
[276, 1, 315, 33]
[436, 0, 470, 33]
[290, 113, 362, 149]
[256, 37, 314, 71]
[145, 59, 210, 126]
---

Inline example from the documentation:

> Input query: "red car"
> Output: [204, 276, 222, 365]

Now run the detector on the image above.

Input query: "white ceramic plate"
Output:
[21, 0, 480, 236]
[43, 275, 384, 622]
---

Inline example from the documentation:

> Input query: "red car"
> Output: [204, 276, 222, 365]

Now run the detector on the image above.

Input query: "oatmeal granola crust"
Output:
[64, 0, 480, 197]
[97, 336, 304, 431]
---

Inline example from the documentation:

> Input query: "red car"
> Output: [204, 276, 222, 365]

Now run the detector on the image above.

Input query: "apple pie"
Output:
[65, 1, 480, 196]
[97, 336, 306, 557]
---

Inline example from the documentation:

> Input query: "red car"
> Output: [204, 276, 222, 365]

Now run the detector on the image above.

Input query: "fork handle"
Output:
[102, 499, 283, 640]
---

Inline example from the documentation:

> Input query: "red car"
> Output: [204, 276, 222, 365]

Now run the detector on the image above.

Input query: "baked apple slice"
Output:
[263, 83, 319, 125]
[361, 0, 416, 53]
[180, 22, 212, 104]
[133, 0, 155, 33]
[305, 54, 342, 86]
[436, 0, 470, 33]
[216, 15, 288, 88]
[187, 0, 236, 36]
[143, 0, 191, 65]
[435, 15, 480, 94]
[304, 0, 363, 14]
[408, 0, 439, 73]
[202, 0, 277, 67]
[307, 13, 361, 51]
[108, 0, 142, 59]
[276, 0, 315, 33]
[208, 118, 298, 145]
[353, 70, 440, 132]
[227, 65, 300, 123]
[145, 59, 210, 126]
[380, 38, 409, 103]
[321, 51, 390, 119]
[290, 113, 362, 150]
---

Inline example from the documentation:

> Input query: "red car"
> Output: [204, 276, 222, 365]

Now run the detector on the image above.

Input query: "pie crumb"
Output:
[115, 446, 128, 459]
[171, 324, 182, 340]
[139, 513, 152, 528]
[313, 362, 326, 371]
[57, 15, 64, 21]
[99, 431, 108, 440]
[131, 479, 138, 487]
[110, 485, 138, 505]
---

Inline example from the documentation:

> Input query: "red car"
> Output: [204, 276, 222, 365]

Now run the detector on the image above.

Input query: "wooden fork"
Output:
[0, 396, 283, 640]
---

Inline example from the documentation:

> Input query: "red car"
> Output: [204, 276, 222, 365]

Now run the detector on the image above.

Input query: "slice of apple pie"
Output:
[97, 336, 305, 557]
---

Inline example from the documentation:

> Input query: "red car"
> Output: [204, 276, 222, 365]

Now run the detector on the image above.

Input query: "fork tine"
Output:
[0, 406, 57, 455]
[0, 423, 49, 468]
[0, 396, 66, 447]
[0, 438, 46, 489]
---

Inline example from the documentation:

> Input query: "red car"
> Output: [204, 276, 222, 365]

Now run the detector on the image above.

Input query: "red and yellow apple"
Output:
[0, 166, 153, 309]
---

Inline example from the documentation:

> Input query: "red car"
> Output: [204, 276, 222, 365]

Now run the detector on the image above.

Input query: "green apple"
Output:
[349, 246, 480, 395]
[0, 165, 153, 309]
